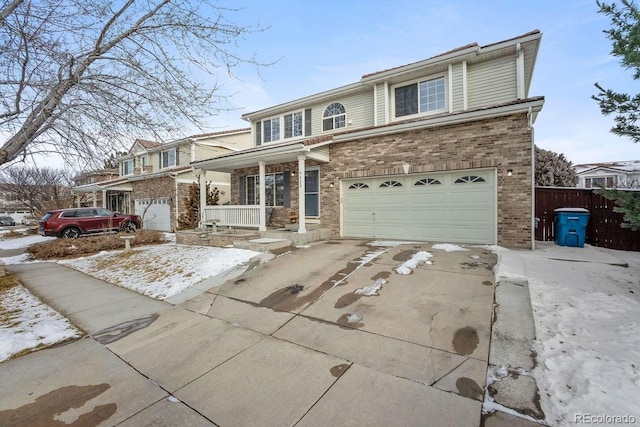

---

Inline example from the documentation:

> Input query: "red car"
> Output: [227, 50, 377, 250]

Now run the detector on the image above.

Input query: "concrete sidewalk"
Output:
[1, 241, 499, 426]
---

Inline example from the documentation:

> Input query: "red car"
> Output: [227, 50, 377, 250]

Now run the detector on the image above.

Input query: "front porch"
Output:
[191, 140, 331, 247]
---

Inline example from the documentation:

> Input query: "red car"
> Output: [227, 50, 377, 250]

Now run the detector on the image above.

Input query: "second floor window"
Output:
[323, 102, 346, 131]
[161, 149, 177, 168]
[284, 111, 303, 138]
[139, 155, 148, 169]
[263, 118, 280, 143]
[395, 76, 445, 118]
[122, 159, 134, 176]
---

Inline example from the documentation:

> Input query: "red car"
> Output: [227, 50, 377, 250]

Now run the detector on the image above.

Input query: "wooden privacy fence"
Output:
[535, 187, 640, 251]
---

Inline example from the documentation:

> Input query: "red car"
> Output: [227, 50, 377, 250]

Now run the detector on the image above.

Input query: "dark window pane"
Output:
[305, 170, 319, 192]
[305, 194, 319, 216]
[275, 173, 285, 206]
[395, 84, 418, 117]
[263, 120, 272, 143]
[284, 114, 292, 138]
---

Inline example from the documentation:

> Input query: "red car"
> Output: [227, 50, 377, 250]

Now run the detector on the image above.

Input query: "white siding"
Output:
[467, 55, 516, 110]
[310, 90, 374, 135]
[450, 62, 464, 112]
[374, 83, 387, 125]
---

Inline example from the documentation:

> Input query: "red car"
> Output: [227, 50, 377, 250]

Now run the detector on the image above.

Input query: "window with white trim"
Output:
[256, 109, 311, 145]
[121, 159, 134, 176]
[263, 118, 280, 143]
[160, 149, 177, 168]
[139, 155, 148, 169]
[585, 176, 616, 188]
[394, 76, 446, 118]
[245, 173, 285, 206]
[284, 111, 303, 138]
[323, 102, 346, 131]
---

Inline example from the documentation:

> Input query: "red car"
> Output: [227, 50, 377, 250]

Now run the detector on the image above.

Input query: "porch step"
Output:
[233, 238, 293, 252]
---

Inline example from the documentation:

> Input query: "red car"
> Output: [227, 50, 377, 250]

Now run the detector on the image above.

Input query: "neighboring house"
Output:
[72, 168, 120, 208]
[575, 160, 640, 189]
[192, 30, 544, 249]
[72, 129, 251, 231]
[0, 185, 31, 221]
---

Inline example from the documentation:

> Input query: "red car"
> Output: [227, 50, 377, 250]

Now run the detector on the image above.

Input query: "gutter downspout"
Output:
[528, 106, 535, 250]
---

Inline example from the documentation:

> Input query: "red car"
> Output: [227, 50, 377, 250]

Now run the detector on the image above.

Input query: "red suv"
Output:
[39, 208, 142, 238]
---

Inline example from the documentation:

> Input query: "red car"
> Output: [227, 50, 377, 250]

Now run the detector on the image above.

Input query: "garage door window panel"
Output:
[455, 175, 486, 184]
[379, 180, 403, 188]
[415, 178, 441, 186]
[348, 182, 369, 189]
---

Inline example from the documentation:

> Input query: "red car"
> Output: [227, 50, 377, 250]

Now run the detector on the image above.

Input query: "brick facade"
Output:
[231, 113, 533, 248]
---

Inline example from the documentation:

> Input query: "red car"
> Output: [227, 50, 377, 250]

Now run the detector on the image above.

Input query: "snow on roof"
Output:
[574, 160, 640, 174]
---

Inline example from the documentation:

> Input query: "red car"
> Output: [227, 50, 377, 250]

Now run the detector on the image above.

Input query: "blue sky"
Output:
[205, 0, 638, 165]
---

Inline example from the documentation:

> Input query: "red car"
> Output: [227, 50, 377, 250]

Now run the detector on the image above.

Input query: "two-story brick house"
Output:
[72, 129, 251, 231]
[193, 31, 544, 248]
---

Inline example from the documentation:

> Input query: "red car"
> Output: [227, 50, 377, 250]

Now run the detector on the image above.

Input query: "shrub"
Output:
[26, 230, 169, 260]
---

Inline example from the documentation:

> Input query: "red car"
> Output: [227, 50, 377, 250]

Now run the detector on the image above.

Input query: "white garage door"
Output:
[135, 198, 171, 231]
[342, 169, 496, 244]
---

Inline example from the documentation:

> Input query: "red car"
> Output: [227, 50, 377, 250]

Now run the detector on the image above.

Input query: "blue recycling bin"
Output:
[554, 208, 590, 248]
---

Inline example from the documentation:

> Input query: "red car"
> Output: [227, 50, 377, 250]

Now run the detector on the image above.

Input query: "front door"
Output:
[305, 169, 320, 217]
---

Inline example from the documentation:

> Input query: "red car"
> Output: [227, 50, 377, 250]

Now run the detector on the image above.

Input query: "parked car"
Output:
[39, 208, 142, 238]
[21, 216, 38, 226]
[0, 216, 16, 226]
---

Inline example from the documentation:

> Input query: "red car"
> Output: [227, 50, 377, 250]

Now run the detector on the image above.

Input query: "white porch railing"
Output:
[202, 205, 260, 228]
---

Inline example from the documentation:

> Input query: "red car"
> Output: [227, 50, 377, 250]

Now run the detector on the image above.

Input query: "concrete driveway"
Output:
[1, 239, 496, 426]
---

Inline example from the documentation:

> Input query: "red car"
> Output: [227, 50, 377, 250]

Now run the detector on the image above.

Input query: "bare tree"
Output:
[0, 0, 264, 168]
[0, 166, 74, 216]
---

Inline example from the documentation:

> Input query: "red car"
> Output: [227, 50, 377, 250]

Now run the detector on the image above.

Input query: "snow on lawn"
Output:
[0, 285, 82, 362]
[494, 245, 640, 425]
[59, 244, 261, 300]
[0, 234, 54, 250]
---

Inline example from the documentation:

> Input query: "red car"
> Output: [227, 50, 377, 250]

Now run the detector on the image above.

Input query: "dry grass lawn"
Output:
[26, 230, 169, 260]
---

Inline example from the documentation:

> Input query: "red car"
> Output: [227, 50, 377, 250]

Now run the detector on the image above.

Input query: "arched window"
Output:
[323, 102, 346, 131]
[415, 178, 442, 186]
[379, 180, 403, 188]
[454, 175, 486, 184]
[348, 182, 370, 189]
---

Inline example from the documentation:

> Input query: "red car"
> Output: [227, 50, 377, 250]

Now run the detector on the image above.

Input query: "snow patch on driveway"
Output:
[355, 278, 387, 296]
[395, 251, 433, 275]
[431, 243, 469, 252]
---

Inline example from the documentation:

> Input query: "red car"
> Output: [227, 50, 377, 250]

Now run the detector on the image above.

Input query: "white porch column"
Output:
[297, 155, 307, 234]
[101, 190, 107, 208]
[92, 191, 97, 207]
[259, 161, 266, 231]
[198, 170, 207, 225]
[76, 196, 81, 208]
